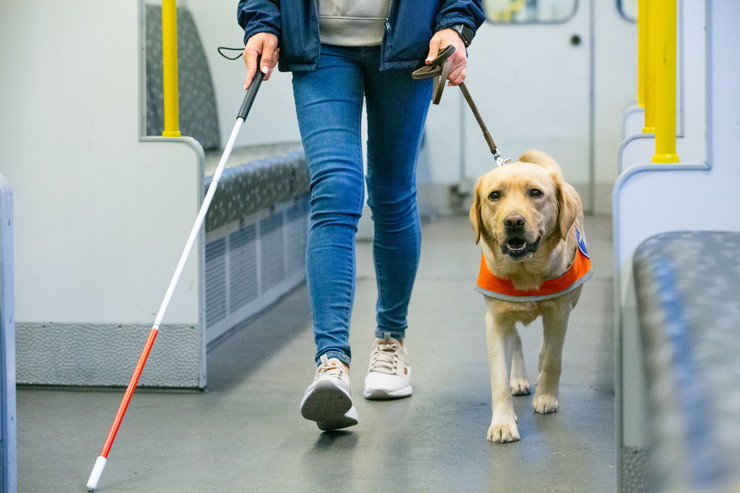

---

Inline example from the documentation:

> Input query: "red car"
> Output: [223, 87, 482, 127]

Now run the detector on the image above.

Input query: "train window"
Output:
[617, 0, 637, 22]
[484, 0, 577, 24]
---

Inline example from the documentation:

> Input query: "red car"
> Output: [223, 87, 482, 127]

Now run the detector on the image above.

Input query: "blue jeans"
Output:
[292, 45, 432, 367]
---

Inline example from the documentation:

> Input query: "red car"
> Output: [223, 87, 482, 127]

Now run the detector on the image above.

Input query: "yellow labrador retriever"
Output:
[469, 150, 593, 443]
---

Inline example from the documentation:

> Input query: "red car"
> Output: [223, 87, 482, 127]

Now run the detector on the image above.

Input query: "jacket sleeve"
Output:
[237, 0, 281, 44]
[435, 0, 486, 40]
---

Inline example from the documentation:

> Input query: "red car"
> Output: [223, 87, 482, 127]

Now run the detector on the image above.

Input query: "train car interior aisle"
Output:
[17, 215, 615, 492]
[2, 0, 740, 492]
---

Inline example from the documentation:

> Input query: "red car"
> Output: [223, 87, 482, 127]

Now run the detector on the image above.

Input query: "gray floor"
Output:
[17, 214, 615, 493]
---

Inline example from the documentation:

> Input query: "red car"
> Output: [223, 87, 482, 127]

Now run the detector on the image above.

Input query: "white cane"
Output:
[86, 69, 265, 491]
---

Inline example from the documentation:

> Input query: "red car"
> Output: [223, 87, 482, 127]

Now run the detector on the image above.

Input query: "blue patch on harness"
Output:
[576, 228, 590, 258]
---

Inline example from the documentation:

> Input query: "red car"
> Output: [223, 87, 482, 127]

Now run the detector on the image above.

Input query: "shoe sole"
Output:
[300, 379, 358, 431]
[363, 384, 413, 400]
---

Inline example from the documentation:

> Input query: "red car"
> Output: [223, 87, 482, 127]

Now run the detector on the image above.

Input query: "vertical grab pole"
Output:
[652, 0, 679, 163]
[642, 0, 656, 133]
[161, 0, 181, 137]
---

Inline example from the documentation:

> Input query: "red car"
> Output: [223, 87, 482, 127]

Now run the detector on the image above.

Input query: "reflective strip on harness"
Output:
[475, 232, 593, 302]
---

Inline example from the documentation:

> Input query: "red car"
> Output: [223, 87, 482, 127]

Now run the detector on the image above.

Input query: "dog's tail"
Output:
[518, 150, 561, 175]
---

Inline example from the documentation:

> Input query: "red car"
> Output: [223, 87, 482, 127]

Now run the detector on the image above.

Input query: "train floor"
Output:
[17, 214, 615, 492]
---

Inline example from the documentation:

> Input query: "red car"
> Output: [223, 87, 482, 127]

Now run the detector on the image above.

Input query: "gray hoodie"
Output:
[318, 0, 392, 46]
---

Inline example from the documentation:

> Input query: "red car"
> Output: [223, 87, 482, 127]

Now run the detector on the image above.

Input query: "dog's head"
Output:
[469, 150, 579, 262]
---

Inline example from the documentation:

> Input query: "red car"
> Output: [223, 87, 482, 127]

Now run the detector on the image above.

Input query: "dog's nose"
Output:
[504, 214, 526, 229]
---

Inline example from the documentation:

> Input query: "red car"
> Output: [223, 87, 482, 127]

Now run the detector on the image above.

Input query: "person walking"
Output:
[238, 0, 485, 431]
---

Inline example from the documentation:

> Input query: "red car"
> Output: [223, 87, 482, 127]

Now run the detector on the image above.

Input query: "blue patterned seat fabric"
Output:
[633, 231, 740, 493]
[204, 142, 308, 231]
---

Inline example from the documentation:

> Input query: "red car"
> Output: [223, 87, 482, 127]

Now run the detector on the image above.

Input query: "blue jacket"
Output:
[237, 0, 486, 72]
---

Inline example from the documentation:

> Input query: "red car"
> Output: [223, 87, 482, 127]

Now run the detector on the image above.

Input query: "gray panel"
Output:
[16, 323, 201, 388]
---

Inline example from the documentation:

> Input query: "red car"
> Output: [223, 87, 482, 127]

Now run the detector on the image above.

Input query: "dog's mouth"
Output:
[501, 235, 541, 260]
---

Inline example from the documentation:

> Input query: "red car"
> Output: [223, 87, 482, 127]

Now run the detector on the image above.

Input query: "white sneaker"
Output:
[300, 355, 359, 431]
[363, 333, 412, 400]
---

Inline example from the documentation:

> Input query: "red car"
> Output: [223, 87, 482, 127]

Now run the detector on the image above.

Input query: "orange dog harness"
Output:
[476, 228, 593, 302]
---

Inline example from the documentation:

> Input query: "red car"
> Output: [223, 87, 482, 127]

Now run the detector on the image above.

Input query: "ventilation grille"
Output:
[259, 214, 285, 292]
[205, 195, 309, 343]
[228, 225, 258, 312]
[286, 199, 309, 273]
[205, 238, 227, 327]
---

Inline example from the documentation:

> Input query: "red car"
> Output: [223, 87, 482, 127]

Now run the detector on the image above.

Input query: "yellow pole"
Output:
[161, 0, 181, 137]
[652, 0, 679, 163]
[636, 0, 646, 108]
[642, 0, 656, 133]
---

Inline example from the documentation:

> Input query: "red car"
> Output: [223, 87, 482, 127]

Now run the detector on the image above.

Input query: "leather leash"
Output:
[412, 45, 507, 167]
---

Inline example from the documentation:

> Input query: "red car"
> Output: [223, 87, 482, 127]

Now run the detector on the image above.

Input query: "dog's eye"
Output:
[529, 188, 544, 198]
[488, 191, 502, 201]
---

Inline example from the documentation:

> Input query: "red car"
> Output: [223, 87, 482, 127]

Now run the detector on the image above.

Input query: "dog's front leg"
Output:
[485, 310, 520, 443]
[533, 307, 570, 414]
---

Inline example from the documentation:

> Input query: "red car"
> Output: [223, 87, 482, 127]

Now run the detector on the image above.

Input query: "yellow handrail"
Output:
[161, 0, 181, 137]
[651, 0, 679, 163]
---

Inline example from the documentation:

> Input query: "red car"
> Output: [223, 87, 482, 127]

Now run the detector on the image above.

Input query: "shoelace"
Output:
[369, 342, 399, 375]
[317, 356, 345, 379]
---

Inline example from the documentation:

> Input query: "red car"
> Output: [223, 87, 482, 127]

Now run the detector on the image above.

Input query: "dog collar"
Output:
[475, 228, 593, 302]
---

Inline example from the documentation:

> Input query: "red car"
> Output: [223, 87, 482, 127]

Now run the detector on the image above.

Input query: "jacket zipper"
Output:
[384, 0, 394, 35]
[380, 0, 394, 69]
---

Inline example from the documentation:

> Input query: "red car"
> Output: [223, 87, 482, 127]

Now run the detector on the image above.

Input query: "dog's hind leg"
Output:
[510, 329, 531, 395]
[533, 308, 570, 414]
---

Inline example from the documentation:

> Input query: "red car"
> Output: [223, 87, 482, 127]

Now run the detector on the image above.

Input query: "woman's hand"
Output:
[243, 32, 279, 90]
[426, 29, 468, 86]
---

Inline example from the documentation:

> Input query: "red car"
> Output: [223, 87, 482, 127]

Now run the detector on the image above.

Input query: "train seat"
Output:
[144, 4, 308, 221]
[202, 143, 308, 233]
[145, 5, 309, 345]
[633, 231, 740, 493]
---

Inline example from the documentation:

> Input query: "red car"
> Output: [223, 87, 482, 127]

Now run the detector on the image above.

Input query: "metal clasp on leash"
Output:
[412, 45, 509, 167]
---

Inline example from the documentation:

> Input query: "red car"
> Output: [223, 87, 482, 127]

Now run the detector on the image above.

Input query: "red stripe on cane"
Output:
[100, 327, 159, 458]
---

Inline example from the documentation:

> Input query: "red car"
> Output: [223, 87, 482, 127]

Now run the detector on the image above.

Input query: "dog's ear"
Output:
[556, 178, 580, 240]
[469, 178, 483, 244]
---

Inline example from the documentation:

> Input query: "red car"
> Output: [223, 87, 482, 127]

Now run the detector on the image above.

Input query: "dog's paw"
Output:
[510, 378, 531, 396]
[532, 393, 559, 414]
[487, 422, 521, 443]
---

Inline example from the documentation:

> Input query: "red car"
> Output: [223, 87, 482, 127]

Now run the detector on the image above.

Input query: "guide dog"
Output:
[469, 150, 592, 442]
